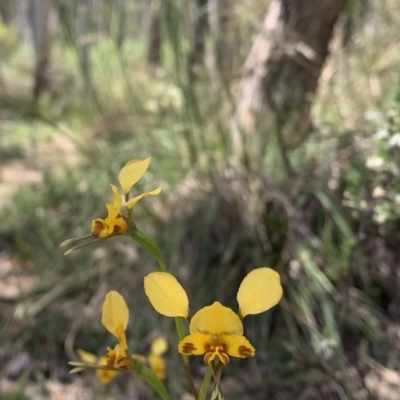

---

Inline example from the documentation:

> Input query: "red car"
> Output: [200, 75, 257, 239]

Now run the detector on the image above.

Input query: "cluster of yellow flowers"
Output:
[64, 157, 283, 398]
[77, 291, 167, 385]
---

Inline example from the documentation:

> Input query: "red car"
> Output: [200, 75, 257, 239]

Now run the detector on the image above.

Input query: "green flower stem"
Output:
[135, 365, 171, 400]
[126, 349, 170, 400]
[130, 227, 197, 397]
[126, 193, 132, 227]
[130, 227, 167, 272]
[198, 364, 213, 400]
[174, 317, 186, 351]
[175, 317, 197, 398]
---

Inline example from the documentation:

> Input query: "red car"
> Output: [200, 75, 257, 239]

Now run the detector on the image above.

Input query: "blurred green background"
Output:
[1, 0, 400, 399]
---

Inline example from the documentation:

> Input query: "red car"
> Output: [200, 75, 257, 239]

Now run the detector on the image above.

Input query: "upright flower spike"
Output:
[102, 291, 132, 370]
[91, 185, 129, 238]
[144, 268, 283, 366]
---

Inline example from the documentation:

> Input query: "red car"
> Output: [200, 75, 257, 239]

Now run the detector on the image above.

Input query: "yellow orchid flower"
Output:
[144, 268, 282, 365]
[61, 157, 162, 253]
[91, 157, 162, 238]
[131, 336, 168, 380]
[147, 337, 168, 380]
[91, 185, 129, 238]
[77, 349, 118, 385]
[101, 291, 132, 370]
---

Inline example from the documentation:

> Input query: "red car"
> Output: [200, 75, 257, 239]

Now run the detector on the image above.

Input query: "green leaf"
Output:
[312, 188, 355, 243]
[135, 364, 171, 400]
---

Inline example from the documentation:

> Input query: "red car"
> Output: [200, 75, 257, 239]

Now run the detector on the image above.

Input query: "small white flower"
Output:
[375, 128, 389, 139]
[364, 110, 380, 122]
[366, 156, 384, 170]
[313, 338, 337, 359]
[373, 205, 388, 224]
[372, 186, 386, 198]
[389, 133, 400, 147]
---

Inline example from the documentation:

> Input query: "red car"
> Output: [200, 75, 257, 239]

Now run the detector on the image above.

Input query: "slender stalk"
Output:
[198, 364, 213, 400]
[174, 317, 197, 397]
[126, 193, 133, 226]
[126, 349, 171, 400]
[130, 227, 197, 397]
[63, 238, 102, 255]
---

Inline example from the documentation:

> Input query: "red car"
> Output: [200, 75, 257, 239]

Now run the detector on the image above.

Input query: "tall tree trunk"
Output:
[0, 0, 12, 24]
[232, 0, 347, 163]
[147, 0, 161, 66]
[207, 0, 236, 83]
[29, 0, 51, 101]
[116, 0, 126, 50]
[77, 0, 91, 81]
[188, 0, 208, 72]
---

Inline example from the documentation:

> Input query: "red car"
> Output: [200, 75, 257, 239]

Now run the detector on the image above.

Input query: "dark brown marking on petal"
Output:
[181, 342, 197, 354]
[91, 220, 105, 236]
[238, 345, 253, 357]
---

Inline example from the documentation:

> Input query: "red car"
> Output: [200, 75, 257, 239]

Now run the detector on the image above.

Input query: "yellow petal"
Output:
[101, 291, 129, 339]
[144, 272, 189, 317]
[105, 202, 119, 220]
[190, 302, 243, 335]
[106, 344, 132, 370]
[124, 187, 162, 210]
[223, 335, 255, 358]
[111, 216, 129, 234]
[178, 333, 210, 355]
[118, 157, 151, 194]
[96, 356, 118, 385]
[237, 267, 283, 318]
[76, 349, 97, 364]
[151, 337, 168, 356]
[97, 355, 108, 366]
[110, 184, 122, 210]
[148, 354, 166, 380]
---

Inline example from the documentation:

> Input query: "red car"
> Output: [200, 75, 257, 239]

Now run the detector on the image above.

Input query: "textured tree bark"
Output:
[232, 0, 347, 160]
[147, 0, 162, 66]
[29, 0, 51, 101]
[0, 0, 13, 24]
[77, 0, 91, 81]
[188, 0, 208, 71]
